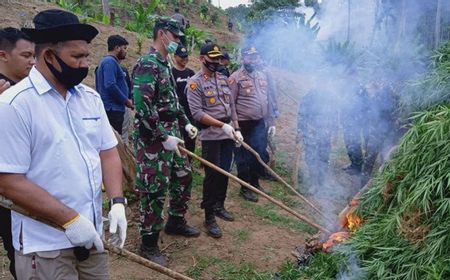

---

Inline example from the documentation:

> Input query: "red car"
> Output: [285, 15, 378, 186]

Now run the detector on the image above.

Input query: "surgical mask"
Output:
[203, 60, 221, 72]
[163, 33, 178, 54]
[244, 64, 255, 73]
[45, 52, 88, 89]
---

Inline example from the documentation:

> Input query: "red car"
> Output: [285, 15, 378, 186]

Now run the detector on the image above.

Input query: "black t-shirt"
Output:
[0, 73, 16, 86]
[171, 66, 195, 120]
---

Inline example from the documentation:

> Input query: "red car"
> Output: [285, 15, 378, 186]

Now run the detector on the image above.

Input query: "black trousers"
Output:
[234, 119, 269, 188]
[342, 116, 364, 170]
[106, 110, 125, 135]
[201, 139, 234, 211]
[0, 206, 16, 279]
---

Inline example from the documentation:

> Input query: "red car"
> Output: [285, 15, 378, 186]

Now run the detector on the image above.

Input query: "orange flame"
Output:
[322, 232, 349, 251]
[346, 212, 362, 232]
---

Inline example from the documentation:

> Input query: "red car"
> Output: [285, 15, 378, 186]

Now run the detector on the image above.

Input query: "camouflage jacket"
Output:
[132, 47, 190, 142]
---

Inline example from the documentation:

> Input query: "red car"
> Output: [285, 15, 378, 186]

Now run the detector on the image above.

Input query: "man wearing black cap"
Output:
[171, 44, 196, 152]
[132, 17, 199, 266]
[96, 34, 133, 135]
[0, 9, 127, 278]
[0, 26, 35, 280]
[187, 43, 243, 238]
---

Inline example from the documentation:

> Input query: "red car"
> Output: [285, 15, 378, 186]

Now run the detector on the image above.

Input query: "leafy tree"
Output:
[247, 0, 300, 20]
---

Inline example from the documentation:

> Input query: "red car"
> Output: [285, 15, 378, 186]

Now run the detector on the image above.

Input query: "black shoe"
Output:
[164, 216, 201, 237]
[214, 206, 234, 222]
[343, 164, 362, 176]
[204, 211, 222, 238]
[139, 233, 168, 267]
[240, 188, 258, 202]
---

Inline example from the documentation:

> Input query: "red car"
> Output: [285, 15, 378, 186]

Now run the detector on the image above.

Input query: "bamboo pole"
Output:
[0, 196, 193, 280]
[237, 140, 332, 224]
[179, 146, 331, 234]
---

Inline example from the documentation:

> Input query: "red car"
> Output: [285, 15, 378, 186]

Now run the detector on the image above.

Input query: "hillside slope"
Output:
[0, 0, 240, 88]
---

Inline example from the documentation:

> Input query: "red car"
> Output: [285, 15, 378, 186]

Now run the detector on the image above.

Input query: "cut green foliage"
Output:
[400, 42, 450, 114]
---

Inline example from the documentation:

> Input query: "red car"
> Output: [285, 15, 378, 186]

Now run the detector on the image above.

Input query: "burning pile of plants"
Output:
[288, 44, 450, 280]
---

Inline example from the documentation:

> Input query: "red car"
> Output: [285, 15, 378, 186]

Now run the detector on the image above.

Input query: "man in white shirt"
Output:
[0, 9, 127, 279]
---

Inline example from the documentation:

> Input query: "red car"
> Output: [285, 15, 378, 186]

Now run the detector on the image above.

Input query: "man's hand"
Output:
[162, 136, 184, 156]
[108, 204, 127, 248]
[185, 124, 198, 139]
[125, 99, 134, 109]
[234, 130, 244, 147]
[268, 126, 276, 138]
[63, 214, 104, 252]
[221, 123, 236, 139]
[0, 79, 11, 94]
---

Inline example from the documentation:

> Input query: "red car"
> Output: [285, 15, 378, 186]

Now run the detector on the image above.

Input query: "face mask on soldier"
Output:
[163, 31, 178, 54]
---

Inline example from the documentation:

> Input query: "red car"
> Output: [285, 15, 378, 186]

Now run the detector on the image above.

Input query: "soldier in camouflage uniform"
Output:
[132, 17, 200, 266]
[297, 83, 338, 191]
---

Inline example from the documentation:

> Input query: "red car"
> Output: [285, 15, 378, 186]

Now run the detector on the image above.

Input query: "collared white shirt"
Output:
[0, 67, 117, 254]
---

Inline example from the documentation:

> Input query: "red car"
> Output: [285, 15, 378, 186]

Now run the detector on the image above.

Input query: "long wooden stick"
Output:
[0, 196, 194, 280]
[179, 146, 331, 234]
[238, 140, 332, 224]
[292, 141, 302, 190]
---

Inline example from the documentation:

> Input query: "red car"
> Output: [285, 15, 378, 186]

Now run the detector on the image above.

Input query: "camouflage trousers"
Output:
[134, 133, 193, 236]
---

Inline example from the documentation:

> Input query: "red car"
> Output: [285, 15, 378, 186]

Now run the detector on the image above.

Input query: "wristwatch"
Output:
[109, 197, 127, 210]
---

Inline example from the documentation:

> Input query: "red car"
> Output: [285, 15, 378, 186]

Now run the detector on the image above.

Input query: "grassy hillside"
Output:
[0, 0, 240, 88]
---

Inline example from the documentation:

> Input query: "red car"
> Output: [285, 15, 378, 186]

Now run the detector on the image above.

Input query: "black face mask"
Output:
[203, 60, 221, 72]
[244, 64, 255, 73]
[45, 52, 88, 89]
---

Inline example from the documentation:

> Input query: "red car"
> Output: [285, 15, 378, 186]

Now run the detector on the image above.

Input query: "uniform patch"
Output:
[206, 91, 214, 96]
[224, 95, 230, 103]
[203, 74, 209, 81]
[190, 82, 198, 90]
[209, 97, 216, 104]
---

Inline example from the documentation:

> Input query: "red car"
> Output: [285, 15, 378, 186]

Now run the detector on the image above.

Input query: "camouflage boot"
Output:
[139, 232, 167, 267]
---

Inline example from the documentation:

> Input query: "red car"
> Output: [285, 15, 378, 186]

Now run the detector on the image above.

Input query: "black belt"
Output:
[198, 117, 231, 129]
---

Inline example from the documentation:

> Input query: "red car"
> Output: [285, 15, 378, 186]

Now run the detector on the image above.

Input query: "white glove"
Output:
[221, 123, 235, 139]
[64, 214, 104, 252]
[162, 135, 184, 156]
[185, 124, 198, 139]
[234, 130, 244, 147]
[108, 203, 127, 248]
[268, 126, 276, 138]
